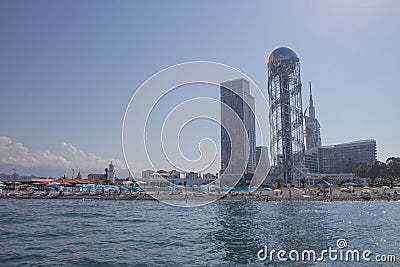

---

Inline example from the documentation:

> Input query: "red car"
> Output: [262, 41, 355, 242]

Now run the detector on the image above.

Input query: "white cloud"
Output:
[60, 141, 123, 170]
[0, 136, 123, 175]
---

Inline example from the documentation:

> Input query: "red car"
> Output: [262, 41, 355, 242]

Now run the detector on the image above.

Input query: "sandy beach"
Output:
[1, 187, 398, 202]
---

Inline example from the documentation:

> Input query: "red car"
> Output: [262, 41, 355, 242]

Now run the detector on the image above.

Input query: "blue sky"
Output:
[0, 0, 399, 177]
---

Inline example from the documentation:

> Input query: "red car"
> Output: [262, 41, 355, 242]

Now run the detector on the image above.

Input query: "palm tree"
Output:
[386, 157, 400, 188]
[103, 179, 112, 185]
[385, 176, 395, 188]
[300, 177, 306, 188]
[275, 178, 282, 188]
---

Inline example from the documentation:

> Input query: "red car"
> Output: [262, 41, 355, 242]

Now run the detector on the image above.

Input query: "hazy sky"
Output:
[1, 0, 399, 177]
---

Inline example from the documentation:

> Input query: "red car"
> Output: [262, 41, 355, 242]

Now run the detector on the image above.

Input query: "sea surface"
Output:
[0, 199, 399, 266]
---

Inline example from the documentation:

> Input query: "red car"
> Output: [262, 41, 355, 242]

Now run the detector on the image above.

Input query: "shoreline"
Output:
[1, 187, 398, 202]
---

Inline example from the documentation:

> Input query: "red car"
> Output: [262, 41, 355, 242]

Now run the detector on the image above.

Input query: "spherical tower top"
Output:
[268, 47, 298, 63]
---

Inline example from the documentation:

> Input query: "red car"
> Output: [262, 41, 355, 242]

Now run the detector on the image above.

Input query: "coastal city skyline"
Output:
[2, 2, 400, 266]
[1, 1, 400, 178]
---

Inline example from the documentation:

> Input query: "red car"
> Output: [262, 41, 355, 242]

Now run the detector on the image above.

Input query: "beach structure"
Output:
[267, 47, 305, 185]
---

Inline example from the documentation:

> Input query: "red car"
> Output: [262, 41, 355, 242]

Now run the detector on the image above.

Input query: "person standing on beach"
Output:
[289, 189, 292, 201]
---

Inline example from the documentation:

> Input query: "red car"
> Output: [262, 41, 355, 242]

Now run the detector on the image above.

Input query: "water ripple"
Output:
[0, 199, 399, 266]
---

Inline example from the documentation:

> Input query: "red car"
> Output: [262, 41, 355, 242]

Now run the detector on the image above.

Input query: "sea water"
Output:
[0, 199, 399, 266]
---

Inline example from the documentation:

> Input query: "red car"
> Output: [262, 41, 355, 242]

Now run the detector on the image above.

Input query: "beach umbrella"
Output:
[273, 189, 282, 192]
[199, 185, 207, 190]
[381, 186, 390, 189]
[221, 185, 233, 191]
[393, 186, 400, 190]
[244, 187, 251, 191]
[166, 186, 174, 191]
[251, 186, 258, 190]
[133, 187, 143, 192]
[342, 182, 358, 187]
[189, 185, 196, 191]
[30, 186, 39, 191]
[152, 185, 160, 190]
[263, 187, 272, 191]
[212, 185, 220, 189]
[75, 184, 83, 188]
[174, 185, 184, 189]
[233, 187, 242, 191]
[0, 183, 6, 187]
[118, 186, 128, 191]
[313, 179, 332, 187]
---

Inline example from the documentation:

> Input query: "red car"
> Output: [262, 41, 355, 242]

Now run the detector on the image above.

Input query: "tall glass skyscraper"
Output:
[220, 78, 256, 176]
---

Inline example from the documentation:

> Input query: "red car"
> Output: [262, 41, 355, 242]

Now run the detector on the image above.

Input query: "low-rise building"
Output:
[202, 173, 216, 180]
[319, 139, 377, 174]
[141, 170, 154, 180]
[87, 174, 105, 183]
[142, 169, 218, 187]
[186, 172, 199, 179]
